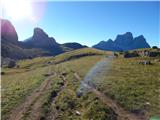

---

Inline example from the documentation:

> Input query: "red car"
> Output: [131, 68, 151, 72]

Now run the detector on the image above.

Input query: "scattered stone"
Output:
[113, 53, 118, 58]
[138, 60, 152, 65]
[8, 60, 16, 68]
[58, 82, 64, 86]
[16, 65, 20, 68]
[131, 109, 145, 115]
[61, 71, 67, 76]
[76, 91, 83, 98]
[1, 71, 5, 75]
[50, 91, 58, 98]
[56, 105, 60, 110]
[28, 56, 33, 59]
[75, 110, 81, 116]
[149, 52, 160, 57]
[145, 102, 151, 106]
[123, 52, 139, 58]
[47, 61, 52, 64]
[44, 73, 51, 76]
[137, 50, 150, 57]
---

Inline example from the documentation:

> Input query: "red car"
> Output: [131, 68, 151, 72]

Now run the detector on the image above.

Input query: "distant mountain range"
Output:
[1, 19, 86, 60]
[1, 19, 151, 61]
[93, 32, 150, 51]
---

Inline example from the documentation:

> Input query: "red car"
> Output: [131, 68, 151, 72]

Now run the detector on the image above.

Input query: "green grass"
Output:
[1, 66, 50, 120]
[52, 48, 108, 63]
[2, 47, 159, 119]
[2, 48, 112, 120]
[83, 97, 117, 120]
[96, 57, 160, 116]
[16, 48, 107, 70]
[17, 57, 52, 69]
[44, 55, 117, 120]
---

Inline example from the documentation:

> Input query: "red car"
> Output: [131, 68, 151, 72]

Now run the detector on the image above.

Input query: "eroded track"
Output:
[74, 72, 149, 120]
[8, 71, 56, 120]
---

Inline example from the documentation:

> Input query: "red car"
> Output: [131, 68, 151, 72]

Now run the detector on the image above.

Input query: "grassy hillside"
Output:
[17, 48, 108, 69]
[96, 57, 160, 116]
[1, 48, 160, 120]
[1, 66, 51, 120]
[1, 40, 50, 60]
[2, 48, 112, 120]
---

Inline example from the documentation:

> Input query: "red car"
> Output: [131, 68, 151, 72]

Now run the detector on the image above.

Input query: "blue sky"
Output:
[2, 1, 160, 47]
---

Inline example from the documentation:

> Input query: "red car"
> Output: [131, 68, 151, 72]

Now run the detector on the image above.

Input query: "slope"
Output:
[2, 48, 160, 120]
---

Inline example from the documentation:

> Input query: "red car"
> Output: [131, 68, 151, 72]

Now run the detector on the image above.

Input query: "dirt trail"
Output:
[8, 70, 56, 120]
[45, 73, 67, 120]
[74, 73, 149, 120]
[25, 73, 57, 120]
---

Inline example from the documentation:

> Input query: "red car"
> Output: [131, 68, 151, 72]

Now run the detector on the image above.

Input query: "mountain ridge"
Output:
[1, 19, 87, 61]
[1, 19, 152, 61]
[93, 32, 150, 51]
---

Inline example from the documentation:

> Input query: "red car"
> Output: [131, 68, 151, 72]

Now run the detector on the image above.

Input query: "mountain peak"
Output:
[22, 27, 58, 49]
[116, 32, 133, 41]
[34, 27, 44, 33]
[131, 35, 150, 49]
[93, 32, 150, 51]
[125, 32, 132, 36]
[33, 27, 48, 38]
[136, 35, 144, 39]
[107, 39, 113, 42]
[114, 32, 133, 49]
[1, 19, 18, 44]
[134, 35, 146, 42]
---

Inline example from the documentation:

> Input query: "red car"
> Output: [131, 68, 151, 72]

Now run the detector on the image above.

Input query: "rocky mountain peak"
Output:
[32, 27, 50, 40]
[1, 19, 88, 60]
[133, 35, 147, 44]
[33, 27, 48, 38]
[125, 32, 133, 37]
[23, 27, 58, 49]
[1, 19, 18, 44]
[107, 39, 114, 43]
[116, 32, 133, 41]
[93, 32, 150, 51]
[134, 35, 145, 40]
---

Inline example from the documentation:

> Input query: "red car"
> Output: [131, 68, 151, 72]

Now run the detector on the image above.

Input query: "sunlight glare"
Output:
[2, 0, 33, 21]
